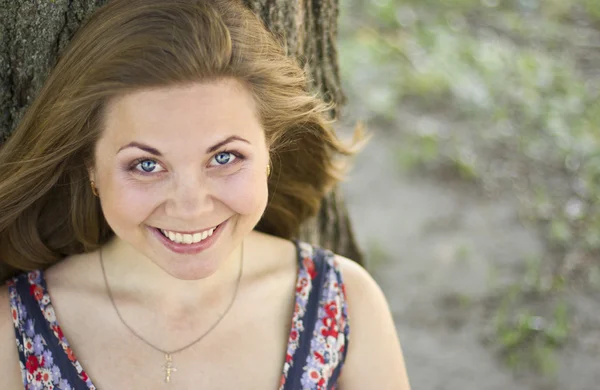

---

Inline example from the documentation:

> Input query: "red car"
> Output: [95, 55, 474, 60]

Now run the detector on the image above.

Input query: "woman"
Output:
[0, 0, 410, 389]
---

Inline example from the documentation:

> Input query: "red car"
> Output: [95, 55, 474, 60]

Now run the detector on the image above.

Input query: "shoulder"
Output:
[0, 281, 25, 388]
[246, 231, 297, 279]
[250, 231, 296, 261]
[333, 255, 412, 390]
[44, 251, 102, 295]
[333, 255, 394, 328]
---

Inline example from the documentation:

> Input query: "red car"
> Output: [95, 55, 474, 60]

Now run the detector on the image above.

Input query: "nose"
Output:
[164, 174, 214, 219]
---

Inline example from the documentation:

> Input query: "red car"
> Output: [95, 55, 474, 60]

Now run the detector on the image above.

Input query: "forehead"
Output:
[101, 79, 262, 145]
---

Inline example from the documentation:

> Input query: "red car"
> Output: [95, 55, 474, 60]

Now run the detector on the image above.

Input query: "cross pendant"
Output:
[162, 353, 177, 383]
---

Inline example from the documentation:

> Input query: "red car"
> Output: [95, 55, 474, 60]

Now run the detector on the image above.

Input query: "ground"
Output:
[337, 1, 600, 388]
[340, 127, 600, 389]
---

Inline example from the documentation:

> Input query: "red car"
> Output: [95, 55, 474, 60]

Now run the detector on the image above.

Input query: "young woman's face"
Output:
[91, 79, 269, 279]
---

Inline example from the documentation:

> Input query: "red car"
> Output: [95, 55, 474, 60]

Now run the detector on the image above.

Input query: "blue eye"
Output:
[133, 159, 163, 173]
[140, 160, 156, 172]
[213, 152, 236, 165]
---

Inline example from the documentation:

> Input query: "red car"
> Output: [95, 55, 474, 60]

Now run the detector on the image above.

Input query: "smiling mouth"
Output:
[156, 224, 221, 245]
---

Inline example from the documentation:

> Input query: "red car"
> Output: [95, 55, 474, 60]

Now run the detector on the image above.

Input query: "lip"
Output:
[149, 219, 227, 255]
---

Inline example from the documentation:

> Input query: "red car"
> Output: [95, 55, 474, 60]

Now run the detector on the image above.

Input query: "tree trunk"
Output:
[0, 0, 364, 264]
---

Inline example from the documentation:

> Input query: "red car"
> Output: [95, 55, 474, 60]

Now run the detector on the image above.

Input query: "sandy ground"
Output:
[340, 129, 600, 390]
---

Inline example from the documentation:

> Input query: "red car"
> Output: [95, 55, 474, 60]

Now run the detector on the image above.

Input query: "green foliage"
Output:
[455, 243, 471, 263]
[584, 0, 600, 20]
[339, 2, 597, 374]
[340, 0, 600, 275]
[491, 256, 570, 375]
[493, 300, 570, 375]
[365, 239, 392, 271]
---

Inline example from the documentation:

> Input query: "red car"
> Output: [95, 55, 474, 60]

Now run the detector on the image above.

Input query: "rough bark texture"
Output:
[0, 0, 363, 264]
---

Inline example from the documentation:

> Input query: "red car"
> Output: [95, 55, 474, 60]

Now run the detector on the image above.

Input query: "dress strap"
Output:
[280, 241, 350, 390]
[8, 270, 95, 389]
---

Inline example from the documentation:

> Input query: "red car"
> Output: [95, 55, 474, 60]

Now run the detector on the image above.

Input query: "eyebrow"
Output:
[117, 136, 250, 156]
[206, 136, 250, 153]
[117, 142, 162, 156]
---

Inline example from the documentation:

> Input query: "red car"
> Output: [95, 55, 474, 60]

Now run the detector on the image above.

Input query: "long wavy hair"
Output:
[0, 0, 359, 282]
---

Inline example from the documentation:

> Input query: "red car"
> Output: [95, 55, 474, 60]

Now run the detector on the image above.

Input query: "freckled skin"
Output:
[90, 79, 270, 280]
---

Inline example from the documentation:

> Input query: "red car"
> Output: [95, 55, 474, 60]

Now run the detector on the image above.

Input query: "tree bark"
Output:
[0, 0, 364, 264]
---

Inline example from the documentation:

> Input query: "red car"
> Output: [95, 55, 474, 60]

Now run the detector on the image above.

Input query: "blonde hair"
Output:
[0, 0, 357, 281]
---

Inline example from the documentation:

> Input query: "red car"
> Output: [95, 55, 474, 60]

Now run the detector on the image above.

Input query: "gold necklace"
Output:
[99, 243, 243, 383]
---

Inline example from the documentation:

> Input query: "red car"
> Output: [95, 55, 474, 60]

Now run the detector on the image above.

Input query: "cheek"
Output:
[214, 171, 268, 215]
[99, 172, 162, 227]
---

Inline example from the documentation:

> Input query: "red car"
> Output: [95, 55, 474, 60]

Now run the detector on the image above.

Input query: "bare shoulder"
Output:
[250, 231, 296, 256]
[248, 231, 297, 274]
[0, 284, 25, 388]
[44, 251, 100, 292]
[334, 255, 411, 390]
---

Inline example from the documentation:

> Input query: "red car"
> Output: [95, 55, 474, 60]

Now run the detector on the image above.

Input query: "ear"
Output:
[86, 163, 96, 183]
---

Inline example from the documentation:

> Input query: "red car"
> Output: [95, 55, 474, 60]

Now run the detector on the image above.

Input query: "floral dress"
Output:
[7, 242, 350, 389]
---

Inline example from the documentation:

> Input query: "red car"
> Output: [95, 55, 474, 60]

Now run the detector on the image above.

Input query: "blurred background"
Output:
[335, 0, 600, 389]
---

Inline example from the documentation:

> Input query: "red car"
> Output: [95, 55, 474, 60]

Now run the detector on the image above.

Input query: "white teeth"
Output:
[160, 226, 217, 245]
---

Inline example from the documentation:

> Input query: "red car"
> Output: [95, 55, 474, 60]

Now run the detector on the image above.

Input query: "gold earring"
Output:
[90, 181, 99, 197]
[266, 164, 271, 177]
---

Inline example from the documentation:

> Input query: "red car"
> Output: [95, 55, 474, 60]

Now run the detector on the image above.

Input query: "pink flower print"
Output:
[303, 257, 317, 279]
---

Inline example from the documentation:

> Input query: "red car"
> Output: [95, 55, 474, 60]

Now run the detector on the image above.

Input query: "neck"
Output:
[98, 236, 243, 312]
